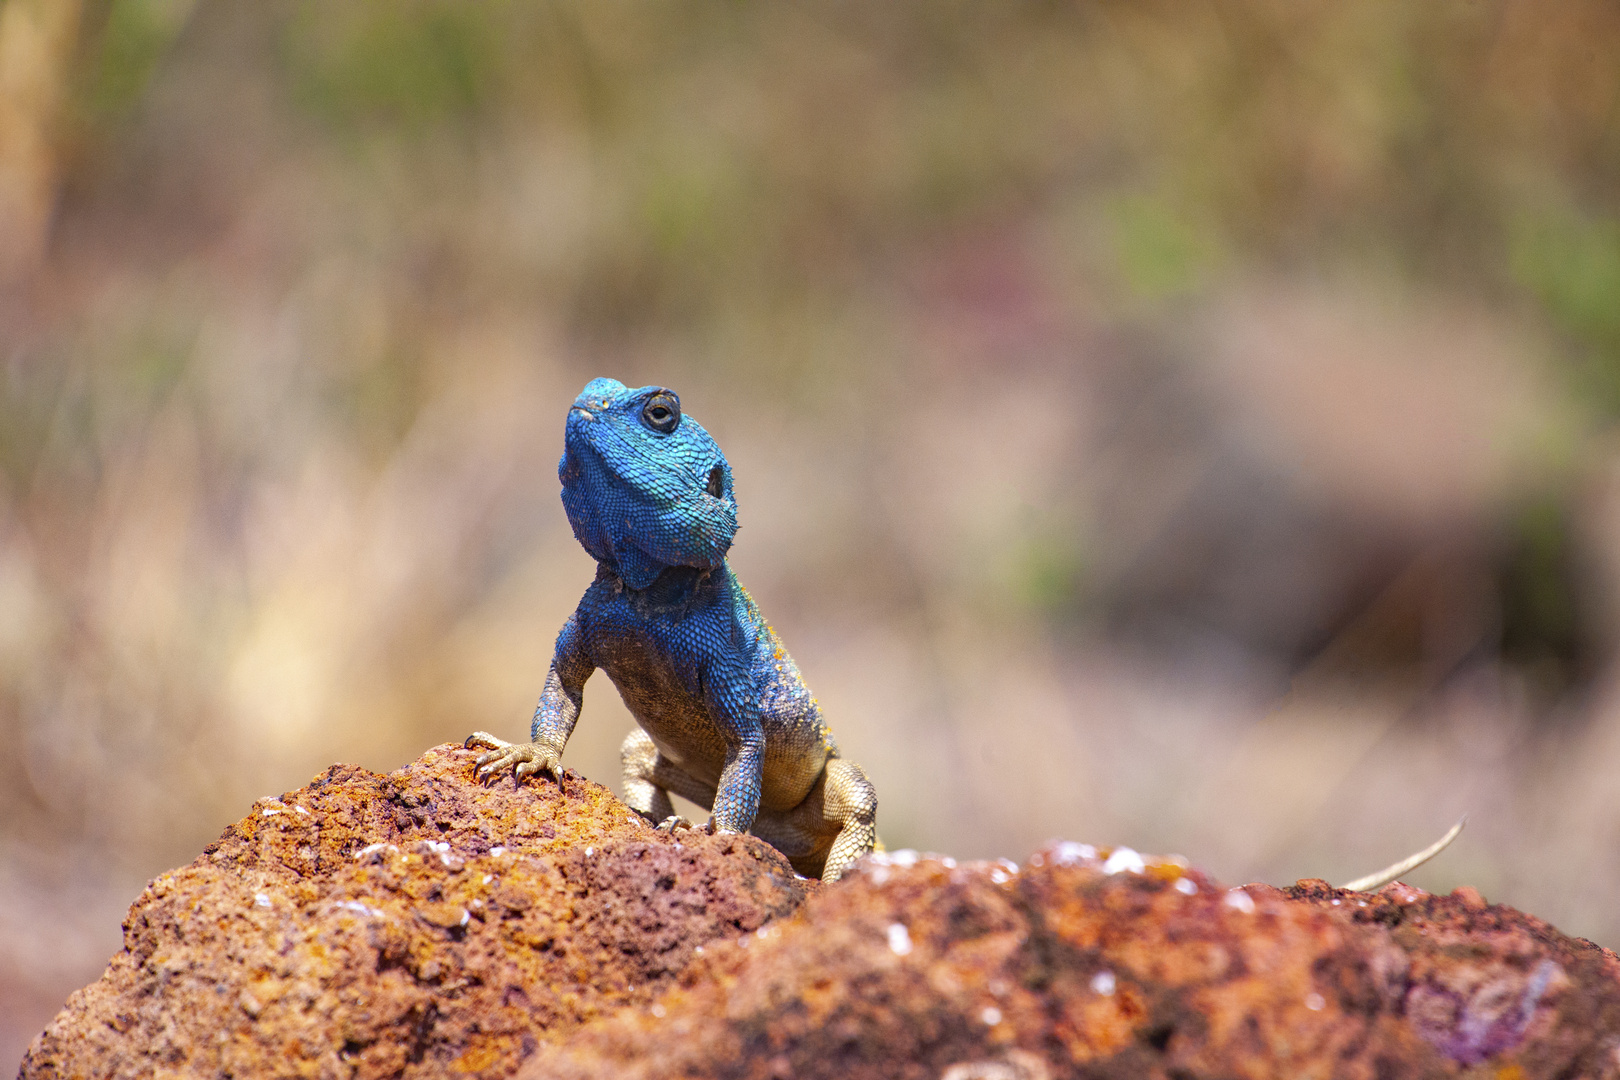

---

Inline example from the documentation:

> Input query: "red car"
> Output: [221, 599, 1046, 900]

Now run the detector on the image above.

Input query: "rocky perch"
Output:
[18, 745, 1620, 1079]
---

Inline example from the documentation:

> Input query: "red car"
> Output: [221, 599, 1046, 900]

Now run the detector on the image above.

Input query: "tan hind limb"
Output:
[620, 727, 719, 832]
[749, 757, 877, 882]
[819, 758, 878, 882]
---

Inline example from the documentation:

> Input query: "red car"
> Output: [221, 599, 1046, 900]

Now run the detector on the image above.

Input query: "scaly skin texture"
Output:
[467, 378, 877, 881]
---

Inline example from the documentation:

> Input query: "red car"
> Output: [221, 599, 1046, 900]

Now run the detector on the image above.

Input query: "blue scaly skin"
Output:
[466, 378, 878, 881]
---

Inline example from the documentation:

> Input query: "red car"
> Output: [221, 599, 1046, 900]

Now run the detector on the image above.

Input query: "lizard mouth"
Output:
[570, 406, 596, 420]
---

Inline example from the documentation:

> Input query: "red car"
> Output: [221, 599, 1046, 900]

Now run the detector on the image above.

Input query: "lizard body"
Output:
[467, 378, 877, 881]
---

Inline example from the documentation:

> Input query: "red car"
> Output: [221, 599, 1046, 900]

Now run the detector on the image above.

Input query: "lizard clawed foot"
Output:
[462, 732, 564, 786]
[654, 815, 718, 836]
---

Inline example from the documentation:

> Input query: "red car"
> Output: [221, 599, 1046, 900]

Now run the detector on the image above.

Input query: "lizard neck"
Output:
[597, 561, 727, 615]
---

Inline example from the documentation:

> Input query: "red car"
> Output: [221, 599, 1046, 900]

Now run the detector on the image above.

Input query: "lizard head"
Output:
[558, 377, 738, 589]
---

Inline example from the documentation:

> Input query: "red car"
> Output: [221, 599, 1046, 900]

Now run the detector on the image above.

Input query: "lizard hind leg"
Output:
[620, 728, 675, 824]
[620, 727, 720, 828]
[820, 758, 878, 883]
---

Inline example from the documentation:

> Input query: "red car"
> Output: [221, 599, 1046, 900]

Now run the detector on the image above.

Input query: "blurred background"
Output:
[5, 0, 1620, 1060]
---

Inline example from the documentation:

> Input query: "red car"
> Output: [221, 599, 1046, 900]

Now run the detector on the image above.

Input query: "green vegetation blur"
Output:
[3, 0, 1620, 1060]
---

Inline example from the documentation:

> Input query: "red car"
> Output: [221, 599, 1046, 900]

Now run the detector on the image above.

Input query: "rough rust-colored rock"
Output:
[522, 849, 1620, 1080]
[1286, 878, 1620, 1075]
[18, 744, 808, 1080]
[19, 747, 1620, 1080]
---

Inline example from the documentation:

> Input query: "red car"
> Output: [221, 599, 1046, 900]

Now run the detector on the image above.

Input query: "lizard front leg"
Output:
[703, 663, 765, 834]
[468, 613, 592, 785]
[710, 735, 765, 833]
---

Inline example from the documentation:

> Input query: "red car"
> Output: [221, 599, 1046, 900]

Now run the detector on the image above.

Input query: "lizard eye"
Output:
[641, 391, 681, 433]
[706, 465, 725, 498]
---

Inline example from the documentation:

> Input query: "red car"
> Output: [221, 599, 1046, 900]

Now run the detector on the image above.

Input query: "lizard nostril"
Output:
[706, 466, 724, 498]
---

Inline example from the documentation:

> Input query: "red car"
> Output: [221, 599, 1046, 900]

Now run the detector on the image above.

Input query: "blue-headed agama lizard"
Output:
[466, 378, 878, 881]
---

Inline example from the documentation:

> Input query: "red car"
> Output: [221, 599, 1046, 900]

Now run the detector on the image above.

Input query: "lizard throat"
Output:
[612, 563, 713, 616]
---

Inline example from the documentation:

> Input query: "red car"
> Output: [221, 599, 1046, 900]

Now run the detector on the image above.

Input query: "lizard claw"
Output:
[462, 732, 564, 786]
[656, 815, 719, 836]
[515, 756, 566, 788]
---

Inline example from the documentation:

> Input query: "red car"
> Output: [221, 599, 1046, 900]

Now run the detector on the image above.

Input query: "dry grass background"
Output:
[4, 0, 1620, 1063]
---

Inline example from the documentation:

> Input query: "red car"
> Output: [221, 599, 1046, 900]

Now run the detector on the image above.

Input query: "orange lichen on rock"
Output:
[18, 745, 808, 1080]
[19, 748, 1620, 1080]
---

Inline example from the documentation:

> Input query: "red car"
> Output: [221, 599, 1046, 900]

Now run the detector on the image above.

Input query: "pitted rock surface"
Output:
[19, 749, 1620, 1080]
[1286, 878, 1620, 1074]
[17, 744, 808, 1080]
[523, 854, 1620, 1080]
